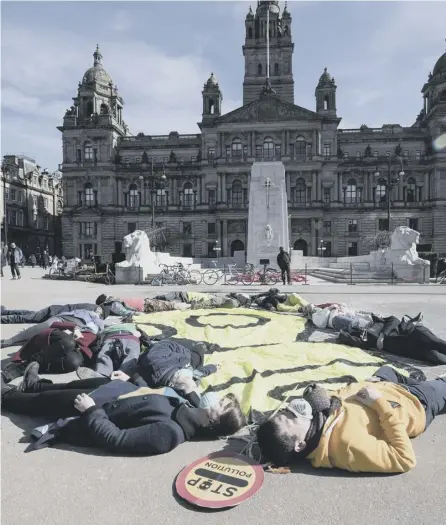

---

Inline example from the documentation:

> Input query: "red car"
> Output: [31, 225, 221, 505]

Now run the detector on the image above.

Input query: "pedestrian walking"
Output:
[277, 246, 291, 285]
[42, 251, 50, 271]
[29, 254, 37, 268]
[7, 243, 23, 280]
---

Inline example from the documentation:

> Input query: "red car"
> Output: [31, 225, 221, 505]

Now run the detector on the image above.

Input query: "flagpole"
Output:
[266, 4, 270, 79]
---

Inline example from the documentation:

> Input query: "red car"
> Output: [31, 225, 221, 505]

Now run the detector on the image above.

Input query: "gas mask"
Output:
[284, 398, 313, 420]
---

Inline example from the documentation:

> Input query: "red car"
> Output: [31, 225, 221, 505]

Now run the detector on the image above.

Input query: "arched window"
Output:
[263, 137, 274, 159]
[295, 178, 306, 203]
[248, 27, 253, 39]
[183, 182, 194, 207]
[345, 178, 357, 203]
[406, 177, 416, 202]
[84, 143, 93, 161]
[375, 179, 387, 202]
[129, 183, 139, 208]
[258, 63, 263, 76]
[296, 137, 306, 160]
[232, 138, 242, 158]
[274, 63, 279, 76]
[85, 182, 94, 206]
[231, 179, 243, 206]
[86, 101, 93, 115]
[209, 99, 215, 115]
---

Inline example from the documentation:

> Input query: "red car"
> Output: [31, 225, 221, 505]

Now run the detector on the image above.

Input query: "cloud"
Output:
[350, 89, 387, 108]
[109, 9, 133, 32]
[1, 24, 243, 168]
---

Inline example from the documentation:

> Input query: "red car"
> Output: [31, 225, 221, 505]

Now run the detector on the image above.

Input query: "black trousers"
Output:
[280, 264, 291, 285]
[10, 263, 21, 278]
[383, 325, 446, 365]
[374, 365, 446, 429]
[2, 378, 109, 419]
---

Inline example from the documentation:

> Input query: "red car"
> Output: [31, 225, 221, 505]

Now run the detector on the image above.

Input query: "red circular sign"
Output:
[176, 451, 264, 509]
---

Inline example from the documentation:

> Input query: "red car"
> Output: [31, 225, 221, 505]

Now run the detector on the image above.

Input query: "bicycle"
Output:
[177, 262, 203, 285]
[151, 263, 188, 286]
[437, 269, 446, 284]
[85, 264, 116, 285]
[202, 263, 240, 285]
[49, 262, 75, 280]
[241, 263, 279, 285]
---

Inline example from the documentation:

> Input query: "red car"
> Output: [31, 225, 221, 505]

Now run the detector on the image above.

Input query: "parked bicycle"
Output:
[202, 263, 240, 285]
[437, 269, 446, 284]
[85, 263, 116, 285]
[240, 263, 279, 285]
[151, 263, 189, 286]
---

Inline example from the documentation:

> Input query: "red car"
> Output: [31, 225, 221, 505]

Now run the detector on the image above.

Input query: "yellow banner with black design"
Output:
[136, 308, 411, 416]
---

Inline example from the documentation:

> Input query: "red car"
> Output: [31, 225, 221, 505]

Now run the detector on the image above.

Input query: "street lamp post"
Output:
[374, 156, 405, 231]
[318, 239, 326, 257]
[139, 171, 167, 228]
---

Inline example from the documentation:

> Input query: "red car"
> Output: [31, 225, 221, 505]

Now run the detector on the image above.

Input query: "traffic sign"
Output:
[176, 451, 264, 509]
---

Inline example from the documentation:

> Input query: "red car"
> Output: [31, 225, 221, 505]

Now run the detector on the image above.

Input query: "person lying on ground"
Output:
[301, 303, 372, 331]
[338, 313, 446, 365]
[154, 291, 251, 309]
[1, 309, 104, 349]
[251, 288, 288, 311]
[256, 365, 446, 473]
[1, 303, 101, 324]
[95, 294, 190, 314]
[1, 325, 96, 383]
[1, 363, 246, 456]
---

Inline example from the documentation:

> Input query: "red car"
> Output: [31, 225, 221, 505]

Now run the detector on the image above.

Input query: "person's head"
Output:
[10, 242, 16, 249]
[95, 294, 108, 305]
[279, 246, 284, 253]
[206, 393, 246, 436]
[256, 400, 313, 466]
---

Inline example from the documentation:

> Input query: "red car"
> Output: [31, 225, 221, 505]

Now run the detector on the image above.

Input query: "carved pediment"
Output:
[216, 95, 322, 124]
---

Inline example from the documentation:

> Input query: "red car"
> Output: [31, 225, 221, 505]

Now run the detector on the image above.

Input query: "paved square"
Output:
[2, 269, 446, 525]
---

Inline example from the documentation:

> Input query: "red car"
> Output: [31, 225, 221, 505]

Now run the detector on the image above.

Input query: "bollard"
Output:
[303, 264, 309, 285]
[391, 263, 394, 285]
[349, 263, 353, 286]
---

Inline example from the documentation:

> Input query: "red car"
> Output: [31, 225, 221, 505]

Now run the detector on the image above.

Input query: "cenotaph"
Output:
[247, 161, 289, 266]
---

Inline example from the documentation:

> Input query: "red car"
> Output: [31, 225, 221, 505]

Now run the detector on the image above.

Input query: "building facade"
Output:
[59, 1, 446, 262]
[1, 155, 63, 256]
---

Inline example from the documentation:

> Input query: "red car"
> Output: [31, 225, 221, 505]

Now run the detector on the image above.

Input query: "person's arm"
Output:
[50, 321, 77, 331]
[193, 364, 218, 379]
[110, 302, 136, 317]
[81, 406, 183, 455]
[340, 388, 417, 473]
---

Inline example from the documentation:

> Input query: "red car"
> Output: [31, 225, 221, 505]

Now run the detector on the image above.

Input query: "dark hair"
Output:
[96, 294, 107, 305]
[209, 393, 247, 437]
[279, 246, 284, 251]
[256, 417, 298, 466]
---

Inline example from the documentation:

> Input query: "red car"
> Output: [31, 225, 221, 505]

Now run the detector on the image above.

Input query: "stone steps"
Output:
[309, 268, 395, 284]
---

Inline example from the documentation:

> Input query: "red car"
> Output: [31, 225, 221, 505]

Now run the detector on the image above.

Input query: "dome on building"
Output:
[206, 72, 218, 87]
[319, 67, 332, 83]
[256, 1, 280, 16]
[246, 5, 254, 19]
[432, 50, 446, 76]
[82, 45, 113, 86]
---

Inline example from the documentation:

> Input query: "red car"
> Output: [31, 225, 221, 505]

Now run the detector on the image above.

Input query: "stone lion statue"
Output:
[385, 226, 430, 283]
[116, 230, 156, 268]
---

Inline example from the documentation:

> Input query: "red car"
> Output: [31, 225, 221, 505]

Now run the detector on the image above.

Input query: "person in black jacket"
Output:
[277, 246, 291, 285]
[1, 363, 246, 456]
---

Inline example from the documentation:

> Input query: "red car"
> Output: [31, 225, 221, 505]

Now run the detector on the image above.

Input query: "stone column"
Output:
[251, 131, 256, 157]
[312, 130, 317, 155]
[317, 171, 322, 201]
[222, 173, 227, 203]
[334, 172, 339, 202]
[424, 172, 429, 200]
[282, 130, 286, 154]
[369, 171, 374, 202]
[222, 220, 228, 257]
[312, 172, 317, 202]
[311, 218, 316, 256]
[338, 173, 343, 201]
[286, 171, 291, 202]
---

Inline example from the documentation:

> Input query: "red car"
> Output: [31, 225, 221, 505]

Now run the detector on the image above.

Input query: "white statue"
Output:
[384, 226, 430, 283]
[116, 230, 156, 268]
[265, 224, 273, 241]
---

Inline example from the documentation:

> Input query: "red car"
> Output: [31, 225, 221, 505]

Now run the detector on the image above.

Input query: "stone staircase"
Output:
[308, 267, 395, 284]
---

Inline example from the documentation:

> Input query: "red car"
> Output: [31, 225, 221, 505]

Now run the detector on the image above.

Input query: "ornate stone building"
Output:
[1, 155, 63, 256]
[59, 1, 446, 262]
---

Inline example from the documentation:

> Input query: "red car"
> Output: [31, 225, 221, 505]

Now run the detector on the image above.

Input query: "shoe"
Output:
[76, 366, 105, 380]
[1, 361, 26, 382]
[1, 373, 17, 397]
[20, 362, 41, 392]
[409, 370, 426, 382]
[18, 276, 21, 280]
[11, 277, 16, 280]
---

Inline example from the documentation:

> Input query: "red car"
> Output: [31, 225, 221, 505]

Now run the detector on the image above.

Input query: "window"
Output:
[409, 218, 419, 231]
[127, 222, 137, 234]
[356, 152, 361, 159]
[378, 219, 389, 231]
[232, 139, 242, 158]
[84, 144, 93, 161]
[289, 143, 295, 158]
[323, 187, 331, 203]
[231, 180, 243, 206]
[127, 183, 139, 208]
[348, 219, 358, 233]
[44, 198, 48, 209]
[375, 179, 387, 202]
[226, 145, 231, 158]
[263, 138, 274, 159]
[345, 179, 358, 203]
[183, 183, 194, 207]
[85, 183, 95, 206]
[373, 151, 379, 158]
[296, 138, 306, 160]
[208, 189, 216, 205]
[80, 222, 97, 236]
[10, 188, 16, 201]
[258, 63, 262, 76]
[243, 145, 248, 158]
[32, 195, 38, 207]
[275, 144, 281, 158]
[323, 221, 331, 235]
[183, 222, 192, 236]
[207, 242, 216, 258]
[295, 179, 306, 203]
[135, 157, 141, 164]
[124, 157, 130, 165]
[156, 187, 167, 207]
[406, 178, 416, 202]
[183, 243, 193, 257]
[325, 241, 332, 257]
[348, 242, 358, 256]
[33, 175, 38, 186]
[323, 144, 331, 158]
[80, 243, 97, 260]
[5, 187, 9, 200]
[255, 145, 262, 159]
[274, 63, 279, 75]
[404, 150, 409, 158]
[344, 152, 349, 159]
[76, 149, 82, 163]
[415, 150, 421, 160]
[44, 217, 49, 231]
[207, 222, 216, 235]
[208, 148, 215, 160]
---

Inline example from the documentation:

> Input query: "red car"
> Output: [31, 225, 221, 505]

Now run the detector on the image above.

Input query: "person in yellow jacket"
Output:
[257, 365, 446, 473]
